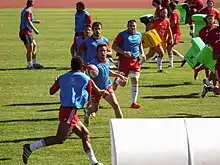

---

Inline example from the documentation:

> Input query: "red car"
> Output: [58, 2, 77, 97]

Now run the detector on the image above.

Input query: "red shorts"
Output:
[118, 57, 141, 77]
[91, 86, 114, 103]
[59, 106, 79, 128]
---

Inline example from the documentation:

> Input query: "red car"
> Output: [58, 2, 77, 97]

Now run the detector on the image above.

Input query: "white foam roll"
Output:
[110, 118, 188, 165]
[185, 118, 220, 165]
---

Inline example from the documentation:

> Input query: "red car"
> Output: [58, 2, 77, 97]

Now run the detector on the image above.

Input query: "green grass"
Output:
[0, 8, 220, 165]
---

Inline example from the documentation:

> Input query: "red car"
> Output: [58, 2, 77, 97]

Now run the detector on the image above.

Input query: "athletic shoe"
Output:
[26, 65, 34, 70]
[84, 109, 90, 126]
[33, 63, 44, 69]
[22, 144, 32, 164]
[201, 85, 208, 98]
[130, 102, 141, 109]
[167, 64, 173, 68]
[157, 69, 163, 73]
[180, 60, 186, 67]
[93, 162, 104, 165]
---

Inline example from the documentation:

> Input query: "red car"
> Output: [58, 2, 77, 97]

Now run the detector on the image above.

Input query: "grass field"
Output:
[0, 8, 220, 165]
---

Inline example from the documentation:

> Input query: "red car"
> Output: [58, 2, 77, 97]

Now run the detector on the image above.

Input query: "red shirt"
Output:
[150, 17, 170, 40]
[186, 0, 204, 11]
[206, 27, 220, 55]
[200, 7, 220, 20]
[154, 6, 163, 17]
[169, 10, 181, 35]
[199, 24, 217, 43]
[161, 0, 170, 9]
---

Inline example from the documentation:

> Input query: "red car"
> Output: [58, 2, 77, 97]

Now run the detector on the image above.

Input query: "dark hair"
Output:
[169, 1, 176, 10]
[127, 19, 136, 25]
[76, 1, 85, 9]
[204, 14, 214, 24]
[71, 56, 83, 70]
[84, 24, 92, 29]
[207, 0, 214, 4]
[26, 0, 33, 6]
[96, 42, 108, 52]
[153, 0, 161, 5]
[92, 21, 102, 29]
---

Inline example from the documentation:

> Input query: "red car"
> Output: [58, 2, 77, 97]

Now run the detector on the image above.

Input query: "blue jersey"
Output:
[20, 8, 34, 33]
[81, 36, 109, 63]
[75, 11, 90, 33]
[58, 71, 91, 108]
[89, 58, 112, 90]
[116, 31, 142, 58]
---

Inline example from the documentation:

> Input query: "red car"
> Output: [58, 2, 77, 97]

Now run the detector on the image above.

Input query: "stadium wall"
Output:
[0, 0, 220, 8]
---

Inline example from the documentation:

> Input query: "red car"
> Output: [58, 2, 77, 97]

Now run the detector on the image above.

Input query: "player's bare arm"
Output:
[28, 19, 39, 35]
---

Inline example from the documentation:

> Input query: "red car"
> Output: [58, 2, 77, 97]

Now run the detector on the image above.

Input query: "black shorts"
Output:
[19, 34, 34, 44]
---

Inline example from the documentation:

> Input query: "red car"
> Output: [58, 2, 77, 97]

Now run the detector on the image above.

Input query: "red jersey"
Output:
[169, 9, 181, 35]
[206, 27, 220, 55]
[154, 6, 163, 17]
[161, 0, 170, 9]
[186, 0, 204, 11]
[199, 24, 217, 43]
[150, 17, 170, 40]
[200, 7, 220, 20]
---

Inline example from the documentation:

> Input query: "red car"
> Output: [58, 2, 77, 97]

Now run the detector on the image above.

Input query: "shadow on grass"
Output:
[0, 66, 70, 71]
[141, 93, 200, 99]
[0, 136, 107, 144]
[0, 158, 11, 161]
[37, 108, 59, 112]
[168, 113, 220, 118]
[0, 118, 58, 123]
[139, 82, 193, 88]
[5, 102, 60, 107]
[146, 60, 182, 64]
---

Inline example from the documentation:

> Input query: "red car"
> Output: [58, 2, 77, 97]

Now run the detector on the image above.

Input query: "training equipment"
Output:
[110, 118, 220, 165]
[192, 14, 207, 38]
[176, 3, 190, 25]
[139, 14, 154, 26]
[196, 45, 216, 73]
[86, 64, 99, 78]
[142, 29, 162, 48]
[184, 37, 205, 69]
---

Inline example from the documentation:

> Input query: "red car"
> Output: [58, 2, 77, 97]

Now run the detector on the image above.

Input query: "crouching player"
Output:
[84, 42, 127, 125]
[22, 56, 104, 165]
[201, 24, 220, 97]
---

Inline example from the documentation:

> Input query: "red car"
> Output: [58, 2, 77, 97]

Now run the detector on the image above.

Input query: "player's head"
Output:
[92, 21, 102, 37]
[71, 56, 83, 70]
[97, 42, 108, 61]
[76, 1, 85, 12]
[160, 8, 168, 19]
[152, 0, 161, 8]
[205, 14, 215, 25]
[207, 0, 214, 8]
[84, 24, 92, 37]
[127, 20, 137, 34]
[169, 1, 176, 12]
[26, 0, 34, 7]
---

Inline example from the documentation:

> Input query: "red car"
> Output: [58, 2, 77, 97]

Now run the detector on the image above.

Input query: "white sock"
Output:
[174, 51, 184, 61]
[157, 57, 163, 71]
[27, 61, 32, 67]
[168, 55, 173, 67]
[131, 84, 138, 103]
[30, 139, 45, 151]
[32, 58, 38, 64]
[86, 149, 98, 164]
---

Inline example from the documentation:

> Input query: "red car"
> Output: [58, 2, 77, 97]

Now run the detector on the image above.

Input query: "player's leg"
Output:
[194, 65, 206, 80]
[104, 89, 123, 118]
[129, 71, 141, 108]
[167, 44, 174, 68]
[19, 34, 34, 69]
[156, 45, 165, 72]
[22, 122, 73, 164]
[32, 39, 44, 69]
[73, 121, 102, 165]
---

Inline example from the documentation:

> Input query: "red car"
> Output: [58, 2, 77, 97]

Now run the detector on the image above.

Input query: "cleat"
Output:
[22, 144, 32, 164]
[93, 162, 104, 165]
[201, 85, 208, 98]
[84, 109, 90, 126]
[157, 69, 163, 73]
[26, 65, 34, 70]
[167, 65, 173, 68]
[33, 63, 44, 69]
[180, 60, 186, 67]
[130, 102, 141, 109]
